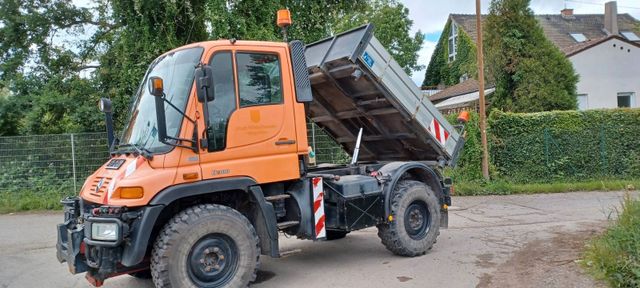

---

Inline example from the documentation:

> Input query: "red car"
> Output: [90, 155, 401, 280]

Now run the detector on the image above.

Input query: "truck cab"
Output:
[56, 14, 464, 288]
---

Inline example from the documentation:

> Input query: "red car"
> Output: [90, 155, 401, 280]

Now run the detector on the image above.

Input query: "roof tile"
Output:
[450, 13, 640, 50]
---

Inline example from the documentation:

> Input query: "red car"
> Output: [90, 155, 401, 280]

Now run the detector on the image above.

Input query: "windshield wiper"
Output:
[117, 143, 154, 160]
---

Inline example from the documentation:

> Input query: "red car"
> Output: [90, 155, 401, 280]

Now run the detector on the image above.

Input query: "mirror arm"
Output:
[162, 94, 196, 124]
[161, 135, 198, 152]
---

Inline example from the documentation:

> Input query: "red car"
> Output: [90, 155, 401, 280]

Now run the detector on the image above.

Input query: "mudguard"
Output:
[122, 177, 279, 266]
[377, 162, 446, 219]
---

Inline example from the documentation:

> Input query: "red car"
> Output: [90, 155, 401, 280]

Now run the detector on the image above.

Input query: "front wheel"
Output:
[151, 204, 260, 288]
[377, 180, 441, 256]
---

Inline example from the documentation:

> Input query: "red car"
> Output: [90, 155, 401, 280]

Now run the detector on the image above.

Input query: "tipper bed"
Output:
[304, 24, 463, 166]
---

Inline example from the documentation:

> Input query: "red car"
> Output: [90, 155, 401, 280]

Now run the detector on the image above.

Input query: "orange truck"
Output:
[56, 11, 466, 288]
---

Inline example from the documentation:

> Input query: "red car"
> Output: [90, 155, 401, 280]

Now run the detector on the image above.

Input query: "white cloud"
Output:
[399, 0, 640, 85]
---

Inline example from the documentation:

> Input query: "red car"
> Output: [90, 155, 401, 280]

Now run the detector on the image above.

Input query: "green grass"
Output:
[0, 179, 638, 214]
[582, 195, 640, 287]
[453, 179, 639, 196]
[0, 190, 73, 214]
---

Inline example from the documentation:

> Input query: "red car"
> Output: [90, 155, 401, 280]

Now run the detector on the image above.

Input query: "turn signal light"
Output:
[119, 187, 144, 199]
[183, 172, 199, 180]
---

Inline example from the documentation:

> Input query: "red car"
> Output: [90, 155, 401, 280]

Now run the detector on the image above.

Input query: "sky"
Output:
[399, 0, 640, 86]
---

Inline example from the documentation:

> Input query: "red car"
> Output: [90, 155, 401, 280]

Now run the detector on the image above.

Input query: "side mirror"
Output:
[149, 77, 168, 143]
[148, 76, 164, 97]
[98, 98, 115, 150]
[195, 65, 215, 102]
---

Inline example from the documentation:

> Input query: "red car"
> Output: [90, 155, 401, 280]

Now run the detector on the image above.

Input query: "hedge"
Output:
[448, 109, 640, 183]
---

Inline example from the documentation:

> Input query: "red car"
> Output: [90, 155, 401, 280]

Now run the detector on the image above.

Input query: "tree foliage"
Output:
[485, 0, 578, 112]
[0, 0, 424, 136]
[422, 21, 477, 87]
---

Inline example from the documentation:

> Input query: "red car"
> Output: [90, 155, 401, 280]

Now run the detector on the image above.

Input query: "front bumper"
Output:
[56, 197, 163, 286]
[56, 198, 88, 274]
[56, 198, 131, 281]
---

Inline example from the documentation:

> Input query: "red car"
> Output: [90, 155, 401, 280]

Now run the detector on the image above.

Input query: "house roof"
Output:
[428, 79, 494, 102]
[561, 34, 640, 56]
[435, 88, 496, 110]
[450, 13, 640, 51]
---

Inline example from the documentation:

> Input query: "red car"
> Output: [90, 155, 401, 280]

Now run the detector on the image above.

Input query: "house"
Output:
[428, 79, 494, 115]
[424, 1, 640, 111]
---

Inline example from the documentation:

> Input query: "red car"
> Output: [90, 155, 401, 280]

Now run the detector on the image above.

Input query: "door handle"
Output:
[275, 139, 296, 145]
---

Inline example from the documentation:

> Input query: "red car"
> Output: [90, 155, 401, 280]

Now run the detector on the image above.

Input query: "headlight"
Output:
[91, 222, 118, 241]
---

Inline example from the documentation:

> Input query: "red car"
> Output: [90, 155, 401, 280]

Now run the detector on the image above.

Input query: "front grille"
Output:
[88, 176, 112, 198]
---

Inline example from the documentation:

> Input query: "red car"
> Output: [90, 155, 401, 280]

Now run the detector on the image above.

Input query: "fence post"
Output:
[70, 134, 77, 193]
[543, 128, 550, 169]
[599, 125, 608, 176]
[311, 123, 316, 152]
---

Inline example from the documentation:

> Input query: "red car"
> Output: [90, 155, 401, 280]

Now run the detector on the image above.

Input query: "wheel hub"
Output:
[404, 201, 430, 240]
[188, 234, 238, 287]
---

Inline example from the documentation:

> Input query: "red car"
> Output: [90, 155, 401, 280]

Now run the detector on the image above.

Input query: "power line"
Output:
[565, 0, 640, 10]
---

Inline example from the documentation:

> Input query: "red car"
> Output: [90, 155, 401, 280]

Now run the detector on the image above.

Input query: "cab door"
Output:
[198, 45, 300, 184]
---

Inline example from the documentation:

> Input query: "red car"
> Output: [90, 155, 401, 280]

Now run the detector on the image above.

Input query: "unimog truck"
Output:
[56, 11, 466, 287]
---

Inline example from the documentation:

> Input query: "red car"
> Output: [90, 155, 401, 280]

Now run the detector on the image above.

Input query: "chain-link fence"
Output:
[0, 133, 110, 195]
[308, 122, 350, 164]
[0, 124, 348, 196]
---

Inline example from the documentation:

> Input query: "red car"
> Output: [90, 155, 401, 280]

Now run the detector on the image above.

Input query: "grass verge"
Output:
[0, 190, 72, 214]
[582, 195, 640, 287]
[454, 179, 639, 196]
[0, 179, 638, 214]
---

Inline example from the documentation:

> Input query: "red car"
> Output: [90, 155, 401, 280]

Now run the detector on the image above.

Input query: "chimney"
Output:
[604, 1, 619, 35]
[561, 8, 574, 18]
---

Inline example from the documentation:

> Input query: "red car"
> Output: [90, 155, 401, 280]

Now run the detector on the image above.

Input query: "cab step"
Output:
[276, 220, 299, 230]
[265, 194, 290, 201]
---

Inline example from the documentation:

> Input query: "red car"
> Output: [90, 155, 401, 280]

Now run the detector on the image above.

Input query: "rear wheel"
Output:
[151, 204, 260, 288]
[377, 180, 440, 256]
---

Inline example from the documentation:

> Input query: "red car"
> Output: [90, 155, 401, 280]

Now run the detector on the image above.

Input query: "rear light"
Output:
[91, 206, 123, 216]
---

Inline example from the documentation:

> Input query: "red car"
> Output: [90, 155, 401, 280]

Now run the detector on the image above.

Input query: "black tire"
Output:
[325, 230, 349, 240]
[129, 269, 151, 279]
[377, 180, 441, 257]
[151, 204, 260, 288]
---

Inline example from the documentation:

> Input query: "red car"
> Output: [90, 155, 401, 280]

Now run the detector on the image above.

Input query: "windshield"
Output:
[120, 47, 203, 153]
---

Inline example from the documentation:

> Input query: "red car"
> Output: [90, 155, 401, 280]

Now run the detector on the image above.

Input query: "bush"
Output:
[583, 196, 640, 287]
[489, 109, 640, 183]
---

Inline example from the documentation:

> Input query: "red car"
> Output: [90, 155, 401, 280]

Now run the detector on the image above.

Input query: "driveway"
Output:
[0, 191, 633, 288]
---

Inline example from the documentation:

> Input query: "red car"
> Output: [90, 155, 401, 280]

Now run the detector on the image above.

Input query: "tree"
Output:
[485, 0, 578, 112]
[0, 0, 424, 135]
[330, 0, 424, 74]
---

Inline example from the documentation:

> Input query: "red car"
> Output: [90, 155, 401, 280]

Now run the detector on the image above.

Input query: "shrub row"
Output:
[449, 109, 640, 183]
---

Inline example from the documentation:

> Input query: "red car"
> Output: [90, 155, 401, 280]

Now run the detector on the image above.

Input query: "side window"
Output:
[236, 53, 283, 107]
[207, 52, 236, 152]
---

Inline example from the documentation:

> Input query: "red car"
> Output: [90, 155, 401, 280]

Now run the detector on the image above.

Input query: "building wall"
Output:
[569, 38, 640, 109]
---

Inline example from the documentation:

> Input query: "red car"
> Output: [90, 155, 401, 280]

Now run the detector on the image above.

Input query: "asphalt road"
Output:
[0, 191, 634, 288]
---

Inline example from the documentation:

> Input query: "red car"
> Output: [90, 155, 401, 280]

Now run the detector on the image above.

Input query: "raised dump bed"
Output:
[305, 24, 463, 165]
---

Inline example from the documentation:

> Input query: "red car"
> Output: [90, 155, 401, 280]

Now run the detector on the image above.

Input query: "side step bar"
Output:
[265, 194, 291, 201]
[276, 221, 299, 230]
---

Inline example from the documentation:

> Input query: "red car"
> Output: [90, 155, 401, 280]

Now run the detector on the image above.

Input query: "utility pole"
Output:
[476, 0, 490, 180]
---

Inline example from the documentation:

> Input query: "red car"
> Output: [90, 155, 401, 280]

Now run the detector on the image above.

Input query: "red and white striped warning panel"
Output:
[312, 177, 326, 239]
[428, 118, 449, 146]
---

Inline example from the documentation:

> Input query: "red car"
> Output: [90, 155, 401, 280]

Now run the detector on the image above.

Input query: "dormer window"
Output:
[570, 33, 587, 42]
[621, 31, 640, 41]
[448, 22, 458, 62]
